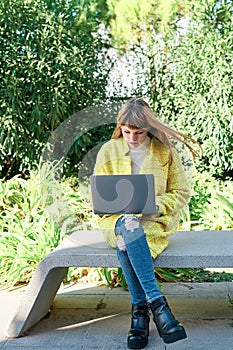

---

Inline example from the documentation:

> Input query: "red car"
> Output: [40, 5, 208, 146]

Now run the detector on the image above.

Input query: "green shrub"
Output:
[143, 1, 233, 180]
[198, 180, 233, 230]
[189, 173, 233, 230]
[0, 0, 111, 179]
[0, 170, 92, 288]
[1, 170, 232, 289]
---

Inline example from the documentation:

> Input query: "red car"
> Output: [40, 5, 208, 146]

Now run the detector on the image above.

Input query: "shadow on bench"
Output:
[6, 229, 233, 338]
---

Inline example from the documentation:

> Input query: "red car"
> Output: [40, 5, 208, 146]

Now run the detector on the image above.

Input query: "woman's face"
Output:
[121, 125, 148, 148]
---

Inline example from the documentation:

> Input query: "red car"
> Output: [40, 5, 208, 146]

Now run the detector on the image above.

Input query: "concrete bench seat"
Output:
[6, 229, 233, 338]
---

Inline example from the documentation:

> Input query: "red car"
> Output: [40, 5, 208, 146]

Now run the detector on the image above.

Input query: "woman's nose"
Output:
[130, 133, 137, 141]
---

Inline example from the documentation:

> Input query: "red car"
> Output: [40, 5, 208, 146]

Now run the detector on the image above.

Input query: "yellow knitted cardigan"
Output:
[94, 137, 190, 258]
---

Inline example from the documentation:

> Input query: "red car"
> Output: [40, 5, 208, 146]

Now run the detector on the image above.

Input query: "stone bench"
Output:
[6, 229, 233, 338]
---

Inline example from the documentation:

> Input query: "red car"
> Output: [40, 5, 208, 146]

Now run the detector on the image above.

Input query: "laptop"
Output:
[90, 174, 156, 215]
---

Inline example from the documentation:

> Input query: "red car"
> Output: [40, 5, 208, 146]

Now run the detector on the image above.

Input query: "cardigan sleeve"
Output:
[156, 148, 191, 217]
[94, 142, 110, 175]
[93, 142, 121, 247]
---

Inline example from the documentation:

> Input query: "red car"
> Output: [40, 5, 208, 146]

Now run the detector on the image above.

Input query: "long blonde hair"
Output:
[112, 97, 201, 164]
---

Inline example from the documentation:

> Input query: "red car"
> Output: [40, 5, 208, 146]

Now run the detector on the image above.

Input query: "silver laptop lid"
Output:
[90, 174, 156, 215]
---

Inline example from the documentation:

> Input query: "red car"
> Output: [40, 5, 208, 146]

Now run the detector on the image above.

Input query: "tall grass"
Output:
[0, 170, 232, 289]
[189, 173, 233, 230]
[0, 169, 92, 288]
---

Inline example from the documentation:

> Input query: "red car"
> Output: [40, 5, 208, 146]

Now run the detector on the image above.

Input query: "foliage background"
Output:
[0, 0, 112, 180]
[1, 0, 232, 180]
[107, 0, 233, 180]
[0, 0, 233, 288]
[146, 2, 233, 180]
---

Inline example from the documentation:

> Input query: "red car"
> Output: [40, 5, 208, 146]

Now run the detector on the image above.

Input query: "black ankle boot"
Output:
[150, 296, 187, 344]
[127, 304, 150, 349]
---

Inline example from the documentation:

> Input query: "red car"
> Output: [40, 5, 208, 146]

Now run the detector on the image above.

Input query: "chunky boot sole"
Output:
[128, 336, 148, 349]
[150, 296, 187, 345]
[156, 325, 187, 344]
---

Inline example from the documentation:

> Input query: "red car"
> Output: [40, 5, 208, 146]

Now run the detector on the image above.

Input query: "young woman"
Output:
[94, 97, 199, 349]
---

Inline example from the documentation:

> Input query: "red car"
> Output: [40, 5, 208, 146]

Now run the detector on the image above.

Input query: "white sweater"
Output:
[128, 136, 151, 174]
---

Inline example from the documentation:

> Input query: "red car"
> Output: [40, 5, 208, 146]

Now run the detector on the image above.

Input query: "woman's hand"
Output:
[117, 235, 126, 251]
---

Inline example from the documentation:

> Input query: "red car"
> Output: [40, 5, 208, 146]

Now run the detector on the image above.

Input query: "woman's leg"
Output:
[115, 217, 150, 349]
[116, 216, 162, 303]
[116, 216, 187, 346]
[117, 247, 147, 305]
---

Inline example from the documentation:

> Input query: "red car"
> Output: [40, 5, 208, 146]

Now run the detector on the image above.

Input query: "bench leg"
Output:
[7, 267, 68, 337]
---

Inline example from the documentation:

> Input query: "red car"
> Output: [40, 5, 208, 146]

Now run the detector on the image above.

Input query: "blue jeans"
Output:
[115, 216, 162, 306]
